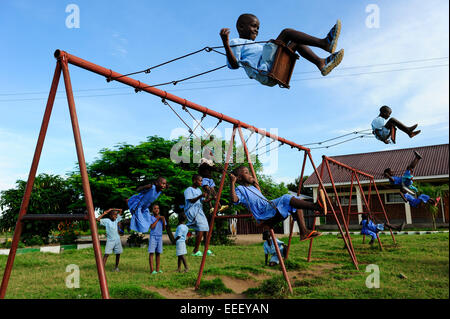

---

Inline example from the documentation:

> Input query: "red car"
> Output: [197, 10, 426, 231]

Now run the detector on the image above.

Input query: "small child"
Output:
[148, 203, 166, 274]
[198, 156, 228, 214]
[96, 208, 123, 272]
[360, 214, 405, 246]
[371, 105, 421, 144]
[262, 230, 286, 267]
[384, 150, 422, 196]
[128, 177, 167, 233]
[220, 13, 344, 87]
[230, 166, 327, 241]
[174, 212, 189, 272]
[184, 174, 213, 257]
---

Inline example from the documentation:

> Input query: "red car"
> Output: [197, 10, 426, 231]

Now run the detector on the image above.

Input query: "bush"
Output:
[24, 235, 45, 247]
[127, 232, 147, 247]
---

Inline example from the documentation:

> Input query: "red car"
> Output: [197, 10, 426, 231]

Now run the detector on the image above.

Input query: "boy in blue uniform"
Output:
[96, 208, 123, 272]
[262, 231, 286, 266]
[384, 151, 422, 196]
[174, 212, 189, 272]
[371, 105, 421, 144]
[360, 214, 405, 246]
[230, 166, 327, 241]
[403, 192, 440, 208]
[220, 13, 344, 86]
[128, 177, 167, 233]
[184, 174, 213, 257]
[148, 203, 166, 274]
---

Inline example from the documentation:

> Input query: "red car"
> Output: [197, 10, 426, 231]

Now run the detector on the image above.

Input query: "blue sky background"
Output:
[0, 0, 448, 192]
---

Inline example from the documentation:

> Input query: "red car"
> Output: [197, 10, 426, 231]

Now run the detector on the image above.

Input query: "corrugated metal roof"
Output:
[304, 144, 449, 186]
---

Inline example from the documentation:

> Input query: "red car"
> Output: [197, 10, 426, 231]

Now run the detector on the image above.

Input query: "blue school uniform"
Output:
[100, 215, 123, 254]
[201, 177, 216, 188]
[404, 193, 430, 208]
[227, 38, 278, 87]
[389, 170, 418, 193]
[130, 185, 162, 233]
[148, 215, 166, 254]
[371, 116, 390, 141]
[234, 185, 296, 222]
[263, 238, 285, 264]
[360, 219, 384, 240]
[184, 187, 209, 231]
[174, 224, 189, 256]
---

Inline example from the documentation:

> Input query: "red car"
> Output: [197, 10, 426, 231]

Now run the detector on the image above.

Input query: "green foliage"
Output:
[23, 235, 44, 247]
[0, 174, 82, 243]
[127, 232, 147, 247]
[416, 183, 449, 230]
[197, 278, 232, 296]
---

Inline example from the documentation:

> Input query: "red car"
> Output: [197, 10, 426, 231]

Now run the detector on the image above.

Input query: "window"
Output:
[385, 193, 405, 204]
[341, 196, 357, 206]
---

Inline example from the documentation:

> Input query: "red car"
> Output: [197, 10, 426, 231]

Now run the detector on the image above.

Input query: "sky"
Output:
[0, 0, 448, 193]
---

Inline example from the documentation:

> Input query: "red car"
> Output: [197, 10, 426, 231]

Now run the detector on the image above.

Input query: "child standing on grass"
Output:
[148, 203, 166, 275]
[174, 212, 189, 272]
[220, 13, 344, 87]
[129, 177, 167, 234]
[96, 208, 123, 272]
[184, 174, 214, 257]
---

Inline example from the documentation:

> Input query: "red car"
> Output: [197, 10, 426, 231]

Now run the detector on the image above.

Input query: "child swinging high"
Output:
[220, 13, 344, 87]
[230, 166, 327, 241]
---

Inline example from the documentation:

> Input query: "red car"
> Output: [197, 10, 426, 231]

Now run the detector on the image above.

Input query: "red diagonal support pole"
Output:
[195, 126, 237, 290]
[0, 63, 62, 298]
[59, 56, 110, 298]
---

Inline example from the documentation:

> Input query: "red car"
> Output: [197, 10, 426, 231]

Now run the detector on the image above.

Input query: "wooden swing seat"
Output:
[267, 39, 300, 89]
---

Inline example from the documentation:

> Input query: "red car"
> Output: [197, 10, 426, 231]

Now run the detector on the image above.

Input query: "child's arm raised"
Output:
[229, 174, 239, 203]
[220, 28, 239, 69]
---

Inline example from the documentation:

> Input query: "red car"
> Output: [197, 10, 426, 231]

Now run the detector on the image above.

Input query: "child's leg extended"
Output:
[407, 151, 422, 171]
[149, 253, 154, 273]
[384, 118, 420, 138]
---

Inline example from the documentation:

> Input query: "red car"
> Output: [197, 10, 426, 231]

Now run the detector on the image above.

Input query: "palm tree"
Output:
[416, 183, 449, 230]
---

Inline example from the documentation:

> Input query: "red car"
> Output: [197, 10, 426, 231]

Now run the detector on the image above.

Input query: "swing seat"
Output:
[267, 39, 300, 89]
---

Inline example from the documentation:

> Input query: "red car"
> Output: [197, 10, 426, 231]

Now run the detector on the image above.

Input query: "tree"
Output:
[0, 174, 81, 244]
[287, 176, 312, 197]
[416, 183, 449, 230]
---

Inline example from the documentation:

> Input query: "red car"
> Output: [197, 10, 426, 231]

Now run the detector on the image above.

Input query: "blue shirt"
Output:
[100, 215, 122, 241]
[149, 215, 166, 237]
[227, 38, 275, 86]
[175, 224, 189, 242]
[234, 185, 277, 221]
[184, 186, 204, 219]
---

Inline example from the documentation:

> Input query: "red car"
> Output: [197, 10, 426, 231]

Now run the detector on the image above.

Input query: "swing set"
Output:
[0, 49, 388, 299]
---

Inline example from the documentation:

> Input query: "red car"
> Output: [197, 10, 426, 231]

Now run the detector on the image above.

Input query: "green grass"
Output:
[0, 233, 448, 299]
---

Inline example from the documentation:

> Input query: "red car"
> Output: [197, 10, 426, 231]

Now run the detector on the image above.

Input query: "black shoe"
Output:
[414, 150, 422, 160]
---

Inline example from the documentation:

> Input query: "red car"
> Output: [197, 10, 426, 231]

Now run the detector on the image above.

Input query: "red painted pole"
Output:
[53, 50, 310, 153]
[0, 63, 62, 298]
[347, 172, 355, 226]
[372, 181, 396, 244]
[307, 153, 359, 270]
[195, 126, 237, 290]
[59, 57, 110, 299]
[286, 151, 307, 259]
[324, 159, 358, 264]
[270, 229, 293, 293]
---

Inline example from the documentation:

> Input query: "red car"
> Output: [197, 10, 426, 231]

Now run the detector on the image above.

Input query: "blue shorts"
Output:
[148, 236, 163, 254]
[201, 178, 216, 188]
[176, 240, 187, 256]
[105, 239, 123, 254]
[373, 127, 390, 141]
[186, 210, 210, 232]
[256, 43, 279, 87]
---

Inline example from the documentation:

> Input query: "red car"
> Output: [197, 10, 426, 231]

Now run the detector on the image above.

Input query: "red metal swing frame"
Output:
[1, 50, 355, 298]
